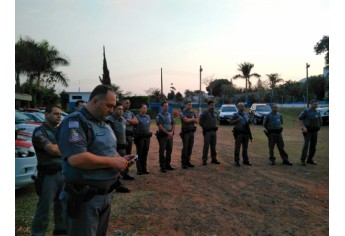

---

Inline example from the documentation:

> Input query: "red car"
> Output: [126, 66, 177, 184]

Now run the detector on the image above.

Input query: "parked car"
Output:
[15, 130, 37, 189]
[249, 103, 272, 125]
[23, 112, 45, 124]
[15, 110, 41, 125]
[316, 107, 329, 126]
[218, 104, 238, 125]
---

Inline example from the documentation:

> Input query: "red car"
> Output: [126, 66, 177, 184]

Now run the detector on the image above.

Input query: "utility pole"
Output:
[306, 63, 310, 108]
[161, 67, 163, 101]
[199, 65, 203, 114]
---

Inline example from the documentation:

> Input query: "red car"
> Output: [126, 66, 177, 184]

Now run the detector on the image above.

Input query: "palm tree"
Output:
[15, 37, 39, 92]
[15, 37, 70, 90]
[266, 73, 284, 97]
[233, 62, 261, 94]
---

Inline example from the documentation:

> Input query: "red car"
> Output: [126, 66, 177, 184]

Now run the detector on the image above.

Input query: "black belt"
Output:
[67, 183, 115, 195]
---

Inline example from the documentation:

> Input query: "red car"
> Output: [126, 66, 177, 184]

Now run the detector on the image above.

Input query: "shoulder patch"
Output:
[69, 129, 81, 142]
[69, 121, 79, 128]
[34, 130, 47, 142]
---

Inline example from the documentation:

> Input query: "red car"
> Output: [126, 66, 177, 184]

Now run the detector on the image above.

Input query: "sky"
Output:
[14, 0, 329, 96]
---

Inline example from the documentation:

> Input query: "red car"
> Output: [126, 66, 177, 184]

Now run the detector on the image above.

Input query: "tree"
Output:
[15, 37, 38, 92]
[145, 88, 164, 103]
[29, 39, 69, 87]
[233, 62, 261, 93]
[175, 92, 183, 102]
[207, 79, 230, 97]
[266, 73, 284, 97]
[314, 35, 329, 69]
[184, 89, 195, 101]
[15, 36, 70, 91]
[110, 83, 123, 101]
[203, 75, 215, 95]
[99, 46, 111, 85]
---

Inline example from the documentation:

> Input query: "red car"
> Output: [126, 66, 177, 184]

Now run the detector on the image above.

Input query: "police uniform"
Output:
[107, 114, 127, 157]
[123, 110, 136, 155]
[180, 109, 197, 168]
[156, 112, 175, 170]
[199, 108, 219, 164]
[31, 123, 66, 236]
[135, 113, 152, 174]
[231, 111, 251, 165]
[263, 111, 290, 164]
[107, 114, 132, 191]
[56, 107, 120, 236]
[298, 108, 322, 164]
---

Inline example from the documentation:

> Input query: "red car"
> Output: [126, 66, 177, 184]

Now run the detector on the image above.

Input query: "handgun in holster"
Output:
[64, 184, 97, 218]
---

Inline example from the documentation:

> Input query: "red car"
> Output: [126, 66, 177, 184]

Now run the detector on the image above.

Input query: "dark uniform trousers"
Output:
[234, 133, 249, 163]
[135, 137, 151, 173]
[62, 192, 112, 236]
[31, 171, 65, 236]
[268, 132, 288, 162]
[181, 132, 195, 165]
[126, 136, 134, 155]
[158, 135, 173, 169]
[301, 131, 318, 162]
[202, 130, 217, 162]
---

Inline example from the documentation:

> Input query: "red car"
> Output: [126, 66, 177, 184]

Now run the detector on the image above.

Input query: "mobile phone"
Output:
[130, 155, 138, 161]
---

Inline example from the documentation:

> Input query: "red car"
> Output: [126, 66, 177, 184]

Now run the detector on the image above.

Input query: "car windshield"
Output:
[222, 107, 237, 112]
[24, 112, 45, 122]
[256, 106, 271, 112]
[15, 111, 31, 124]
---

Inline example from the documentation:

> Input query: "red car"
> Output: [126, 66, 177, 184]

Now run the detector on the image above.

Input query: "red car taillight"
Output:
[15, 140, 36, 158]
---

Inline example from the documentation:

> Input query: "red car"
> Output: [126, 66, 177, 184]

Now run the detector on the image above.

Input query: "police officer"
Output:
[56, 85, 134, 236]
[180, 101, 198, 169]
[122, 99, 138, 180]
[298, 100, 323, 165]
[230, 102, 253, 166]
[31, 105, 66, 236]
[107, 103, 132, 193]
[135, 104, 152, 175]
[199, 100, 220, 165]
[263, 104, 293, 166]
[74, 100, 86, 111]
[156, 102, 176, 172]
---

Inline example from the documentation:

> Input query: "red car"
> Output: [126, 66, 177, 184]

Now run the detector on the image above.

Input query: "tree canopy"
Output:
[314, 35, 329, 69]
[233, 62, 261, 92]
[15, 36, 70, 92]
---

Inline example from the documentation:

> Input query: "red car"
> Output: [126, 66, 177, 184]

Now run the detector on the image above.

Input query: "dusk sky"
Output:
[15, 0, 329, 96]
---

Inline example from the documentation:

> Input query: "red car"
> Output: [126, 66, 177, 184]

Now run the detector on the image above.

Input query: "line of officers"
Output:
[29, 85, 323, 236]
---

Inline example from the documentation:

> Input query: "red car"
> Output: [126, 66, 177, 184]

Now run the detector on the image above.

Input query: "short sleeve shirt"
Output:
[32, 123, 61, 165]
[156, 112, 175, 131]
[56, 107, 119, 183]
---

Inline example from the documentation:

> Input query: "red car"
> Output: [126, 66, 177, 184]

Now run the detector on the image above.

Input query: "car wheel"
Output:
[253, 118, 258, 125]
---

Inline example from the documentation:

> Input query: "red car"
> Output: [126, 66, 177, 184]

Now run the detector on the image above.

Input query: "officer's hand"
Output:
[111, 156, 128, 172]
[124, 154, 136, 167]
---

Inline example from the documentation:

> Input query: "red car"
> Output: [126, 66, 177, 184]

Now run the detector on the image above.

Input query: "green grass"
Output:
[15, 108, 328, 235]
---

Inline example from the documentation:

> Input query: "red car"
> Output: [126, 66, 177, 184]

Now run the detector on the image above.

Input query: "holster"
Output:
[65, 184, 96, 218]
[66, 182, 119, 218]
[31, 173, 44, 196]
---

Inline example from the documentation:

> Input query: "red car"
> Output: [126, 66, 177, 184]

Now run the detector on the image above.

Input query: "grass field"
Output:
[15, 107, 329, 235]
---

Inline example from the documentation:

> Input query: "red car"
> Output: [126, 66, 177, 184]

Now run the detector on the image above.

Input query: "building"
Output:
[67, 92, 91, 110]
[15, 93, 32, 109]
